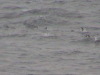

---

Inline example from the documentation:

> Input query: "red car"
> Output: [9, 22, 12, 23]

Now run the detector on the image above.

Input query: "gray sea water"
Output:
[0, 0, 100, 75]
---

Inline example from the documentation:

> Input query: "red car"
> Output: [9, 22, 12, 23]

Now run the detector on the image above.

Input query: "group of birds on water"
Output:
[76, 27, 100, 43]
[36, 26, 100, 43]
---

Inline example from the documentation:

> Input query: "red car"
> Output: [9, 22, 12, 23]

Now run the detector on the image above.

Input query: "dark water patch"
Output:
[25, 0, 36, 4]
[93, 42, 100, 47]
[64, 74, 76, 75]
[23, 17, 46, 28]
[86, 57, 96, 61]
[14, 61, 35, 65]
[50, 10, 91, 19]
[92, 61, 100, 64]
[73, 0, 94, 2]
[23, 20, 38, 29]
[54, 12, 84, 19]
[78, 62, 89, 65]
[28, 69, 50, 73]
[22, 9, 49, 15]
[68, 50, 83, 54]
[31, 53, 66, 62]
[21, 7, 86, 21]
[27, 74, 36, 75]
[0, 34, 27, 38]
[91, 66, 100, 69]
[23, 15, 70, 28]
[39, 35, 59, 40]
[0, 59, 10, 64]
[24, 0, 40, 4]
[22, 7, 86, 20]
[51, 50, 84, 57]
[22, 8, 68, 16]
[19, 53, 28, 56]
[84, 26, 100, 30]
[91, 9, 100, 16]
[27, 74, 35, 75]
[27, 73, 76, 75]
[0, 12, 22, 19]
[43, 8, 87, 19]
[66, 50, 85, 56]
[51, 51, 69, 56]
[47, 74, 76, 75]
[17, 53, 29, 59]
[42, 8, 68, 16]
[92, 19, 100, 24]
[70, 33, 94, 44]
[51, 0, 67, 4]
[0, 24, 16, 30]
[2, 5, 22, 10]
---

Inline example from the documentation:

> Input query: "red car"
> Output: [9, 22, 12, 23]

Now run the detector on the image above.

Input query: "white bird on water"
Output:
[78, 27, 91, 38]
[40, 27, 56, 37]
[81, 27, 87, 32]
[80, 27, 89, 34]
[94, 36, 100, 42]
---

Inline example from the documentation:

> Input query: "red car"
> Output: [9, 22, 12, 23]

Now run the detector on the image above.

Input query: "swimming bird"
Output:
[83, 34, 93, 41]
[94, 36, 100, 42]
[78, 27, 91, 38]
[40, 26, 57, 38]
[81, 27, 87, 32]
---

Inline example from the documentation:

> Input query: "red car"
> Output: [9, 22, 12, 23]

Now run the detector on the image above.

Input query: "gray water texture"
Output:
[0, 0, 100, 75]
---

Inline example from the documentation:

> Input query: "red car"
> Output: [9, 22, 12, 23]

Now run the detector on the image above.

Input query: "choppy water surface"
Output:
[0, 0, 100, 75]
